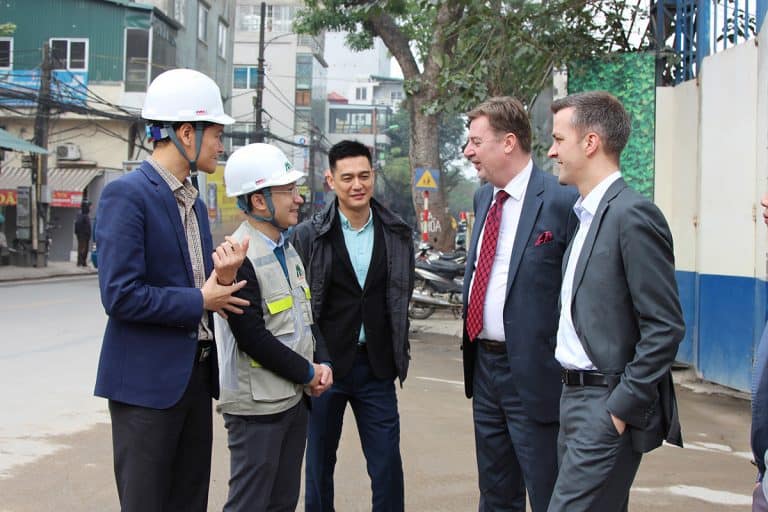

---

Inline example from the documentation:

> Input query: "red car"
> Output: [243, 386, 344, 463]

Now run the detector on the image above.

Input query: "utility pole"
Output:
[308, 128, 316, 212]
[32, 42, 52, 267]
[371, 106, 377, 169]
[254, 1, 266, 142]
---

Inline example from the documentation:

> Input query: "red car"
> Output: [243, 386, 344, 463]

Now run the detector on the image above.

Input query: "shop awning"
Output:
[0, 167, 103, 190]
[0, 167, 104, 207]
[0, 128, 49, 154]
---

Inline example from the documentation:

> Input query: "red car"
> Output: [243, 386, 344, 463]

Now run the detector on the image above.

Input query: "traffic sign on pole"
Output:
[414, 167, 439, 190]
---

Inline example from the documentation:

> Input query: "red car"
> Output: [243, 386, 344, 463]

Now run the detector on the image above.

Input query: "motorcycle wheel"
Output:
[409, 301, 435, 320]
[409, 279, 436, 319]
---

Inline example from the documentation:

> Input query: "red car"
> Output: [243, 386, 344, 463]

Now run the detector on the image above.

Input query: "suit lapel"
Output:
[194, 198, 213, 276]
[143, 164, 195, 286]
[362, 214, 383, 292]
[329, 214, 361, 291]
[571, 178, 627, 301]
[505, 168, 543, 297]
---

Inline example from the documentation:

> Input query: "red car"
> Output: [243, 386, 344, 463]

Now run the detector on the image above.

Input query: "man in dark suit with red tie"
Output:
[461, 97, 578, 511]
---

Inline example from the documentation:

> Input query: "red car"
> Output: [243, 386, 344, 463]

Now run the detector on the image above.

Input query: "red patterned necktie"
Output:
[466, 190, 510, 341]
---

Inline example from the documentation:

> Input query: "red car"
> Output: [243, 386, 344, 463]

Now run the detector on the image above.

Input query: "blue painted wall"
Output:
[675, 270, 696, 365]
[675, 271, 768, 392]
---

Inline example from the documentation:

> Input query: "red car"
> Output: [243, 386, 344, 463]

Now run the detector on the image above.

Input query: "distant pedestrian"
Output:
[751, 193, 768, 512]
[74, 201, 91, 267]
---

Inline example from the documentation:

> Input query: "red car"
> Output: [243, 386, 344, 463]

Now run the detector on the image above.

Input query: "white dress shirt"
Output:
[469, 159, 533, 342]
[555, 171, 622, 369]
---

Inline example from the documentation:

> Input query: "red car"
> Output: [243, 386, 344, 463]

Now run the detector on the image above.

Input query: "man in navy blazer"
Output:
[94, 69, 249, 512]
[462, 97, 578, 512]
[752, 194, 768, 511]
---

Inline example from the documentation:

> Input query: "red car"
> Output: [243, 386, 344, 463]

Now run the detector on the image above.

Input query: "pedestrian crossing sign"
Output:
[414, 167, 439, 190]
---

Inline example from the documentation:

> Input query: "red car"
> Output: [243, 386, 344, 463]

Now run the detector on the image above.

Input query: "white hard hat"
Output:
[141, 68, 234, 125]
[224, 143, 306, 197]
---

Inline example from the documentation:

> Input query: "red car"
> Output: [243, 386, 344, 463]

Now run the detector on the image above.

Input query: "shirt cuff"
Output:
[304, 360, 315, 385]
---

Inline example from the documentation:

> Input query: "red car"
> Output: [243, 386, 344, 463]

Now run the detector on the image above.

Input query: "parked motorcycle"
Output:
[409, 244, 465, 320]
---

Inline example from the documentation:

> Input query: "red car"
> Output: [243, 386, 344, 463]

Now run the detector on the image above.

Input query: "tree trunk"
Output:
[409, 95, 456, 251]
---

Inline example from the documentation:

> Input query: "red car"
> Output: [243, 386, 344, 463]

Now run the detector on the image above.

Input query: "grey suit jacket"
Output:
[565, 177, 685, 452]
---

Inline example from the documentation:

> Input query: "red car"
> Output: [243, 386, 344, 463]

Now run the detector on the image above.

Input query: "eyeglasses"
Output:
[269, 186, 302, 198]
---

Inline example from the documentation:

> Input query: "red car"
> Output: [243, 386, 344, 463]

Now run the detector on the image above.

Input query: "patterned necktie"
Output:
[466, 190, 510, 341]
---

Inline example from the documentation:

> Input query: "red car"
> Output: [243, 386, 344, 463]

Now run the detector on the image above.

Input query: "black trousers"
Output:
[77, 237, 89, 266]
[108, 356, 213, 512]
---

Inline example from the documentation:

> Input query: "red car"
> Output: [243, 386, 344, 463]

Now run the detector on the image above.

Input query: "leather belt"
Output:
[477, 338, 506, 354]
[561, 369, 609, 387]
[197, 342, 212, 363]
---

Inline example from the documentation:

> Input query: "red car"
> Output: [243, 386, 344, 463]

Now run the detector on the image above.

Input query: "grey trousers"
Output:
[754, 482, 768, 512]
[223, 400, 308, 512]
[547, 385, 642, 512]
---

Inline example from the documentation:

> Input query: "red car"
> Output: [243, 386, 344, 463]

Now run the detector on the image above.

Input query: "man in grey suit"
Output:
[462, 97, 577, 511]
[546, 91, 685, 512]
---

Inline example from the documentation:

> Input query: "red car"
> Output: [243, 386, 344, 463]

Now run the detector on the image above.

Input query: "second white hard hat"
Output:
[224, 143, 306, 198]
[141, 68, 235, 125]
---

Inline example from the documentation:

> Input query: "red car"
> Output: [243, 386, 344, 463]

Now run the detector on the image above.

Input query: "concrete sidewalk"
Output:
[0, 261, 97, 283]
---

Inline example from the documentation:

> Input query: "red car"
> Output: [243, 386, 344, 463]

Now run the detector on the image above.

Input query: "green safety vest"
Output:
[215, 221, 315, 416]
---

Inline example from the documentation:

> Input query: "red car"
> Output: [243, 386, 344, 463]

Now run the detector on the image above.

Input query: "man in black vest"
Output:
[291, 140, 415, 512]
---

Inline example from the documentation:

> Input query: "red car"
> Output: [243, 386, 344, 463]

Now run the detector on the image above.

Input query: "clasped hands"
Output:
[306, 363, 333, 397]
[202, 236, 251, 318]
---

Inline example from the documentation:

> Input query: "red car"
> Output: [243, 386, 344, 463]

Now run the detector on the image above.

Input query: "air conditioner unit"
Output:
[56, 143, 81, 161]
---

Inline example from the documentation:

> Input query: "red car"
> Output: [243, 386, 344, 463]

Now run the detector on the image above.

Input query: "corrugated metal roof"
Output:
[0, 129, 49, 154]
[0, 167, 104, 191]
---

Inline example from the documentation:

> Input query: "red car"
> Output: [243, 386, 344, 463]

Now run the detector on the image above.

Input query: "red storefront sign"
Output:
[0, 189, 83, 208]
[51, 190, 83, 208]
[0, 190, 17, 206]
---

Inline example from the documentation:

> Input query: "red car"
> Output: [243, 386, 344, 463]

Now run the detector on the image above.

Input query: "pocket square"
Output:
[535, 231, 554, 247]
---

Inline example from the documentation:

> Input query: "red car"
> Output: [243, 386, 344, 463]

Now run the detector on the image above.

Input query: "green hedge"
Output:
[568, 52, 655, 199]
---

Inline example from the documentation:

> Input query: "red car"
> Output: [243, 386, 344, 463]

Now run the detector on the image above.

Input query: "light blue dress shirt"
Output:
[338, 208, 374, 343]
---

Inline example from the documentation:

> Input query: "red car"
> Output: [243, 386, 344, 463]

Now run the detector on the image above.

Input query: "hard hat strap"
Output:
[236, 189, 289, 231]
[164, 122, 206, 189]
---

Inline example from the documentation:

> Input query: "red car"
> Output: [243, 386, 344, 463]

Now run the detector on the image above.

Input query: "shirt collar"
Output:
[574, 171, 622, 221]
[255, 229, 286, 251]
[339, 208, 373, 233]
[494, 158, 533, 201]
[148, 157, 197, 199]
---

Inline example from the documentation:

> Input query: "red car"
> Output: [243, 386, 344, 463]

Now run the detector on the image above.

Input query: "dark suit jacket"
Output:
[462, 166, 578, 423]
[566, 177, 685, 452]
[752, 323, 768, 478]
[94, 160, 219, 409]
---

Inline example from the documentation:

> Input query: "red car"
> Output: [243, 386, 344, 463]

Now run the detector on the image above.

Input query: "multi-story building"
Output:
[0, 0, 235, 262]
[229, 0, 326, 188]
[346, 75, 404, 112]
[326, 75, 404, 168]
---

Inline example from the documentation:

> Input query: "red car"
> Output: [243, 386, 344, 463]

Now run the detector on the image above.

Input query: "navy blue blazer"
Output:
[753, 323, 768, 479]
[94, 161, 219, 409]
[462, 166, 578, 423]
